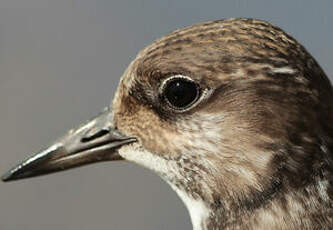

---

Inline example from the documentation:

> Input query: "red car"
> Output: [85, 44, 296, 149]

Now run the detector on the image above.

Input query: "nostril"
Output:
[81, 129, 110, 143]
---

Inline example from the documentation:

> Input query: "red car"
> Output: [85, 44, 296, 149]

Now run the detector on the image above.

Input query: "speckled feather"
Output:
[112, 18, 333, 229]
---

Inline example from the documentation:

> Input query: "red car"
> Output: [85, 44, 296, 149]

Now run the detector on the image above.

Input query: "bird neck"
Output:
[169, 171, 331, 230]
[120, 142, 332, 229]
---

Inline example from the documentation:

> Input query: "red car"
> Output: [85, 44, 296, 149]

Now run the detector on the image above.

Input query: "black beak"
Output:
[2, 107, 136, 182]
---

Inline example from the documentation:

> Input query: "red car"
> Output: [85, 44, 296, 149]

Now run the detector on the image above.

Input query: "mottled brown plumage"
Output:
[113, 18, 333, 229]
[3, 18, 333, 230]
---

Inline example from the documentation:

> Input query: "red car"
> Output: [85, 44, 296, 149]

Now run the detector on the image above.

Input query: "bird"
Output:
[2, 18, 333, 230]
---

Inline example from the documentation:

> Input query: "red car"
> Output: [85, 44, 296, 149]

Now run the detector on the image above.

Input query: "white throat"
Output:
[119, 144, 211, 230]
[169, 184, 211, 230]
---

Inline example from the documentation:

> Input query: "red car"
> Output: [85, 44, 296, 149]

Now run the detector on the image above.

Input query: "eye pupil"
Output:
[164, 79, 199, 109]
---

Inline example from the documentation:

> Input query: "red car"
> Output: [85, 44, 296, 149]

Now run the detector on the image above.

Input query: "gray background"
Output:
[0, 1, 332, 229]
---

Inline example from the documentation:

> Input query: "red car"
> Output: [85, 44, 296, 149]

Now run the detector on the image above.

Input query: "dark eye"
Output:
[163, 78, 200, 109]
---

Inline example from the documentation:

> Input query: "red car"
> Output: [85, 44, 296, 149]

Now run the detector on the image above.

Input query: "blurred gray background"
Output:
[0, 1, 332, 229]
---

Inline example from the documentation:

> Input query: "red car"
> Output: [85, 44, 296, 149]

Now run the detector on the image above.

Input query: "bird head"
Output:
[3, 18, 333, 229]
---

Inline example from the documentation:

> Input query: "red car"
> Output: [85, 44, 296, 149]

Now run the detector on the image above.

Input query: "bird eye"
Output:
[162, 76, 200, 110]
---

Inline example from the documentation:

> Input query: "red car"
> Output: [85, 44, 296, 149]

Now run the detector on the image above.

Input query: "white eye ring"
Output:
[159, 75, 195, 91]
[159, 74, 212, 112]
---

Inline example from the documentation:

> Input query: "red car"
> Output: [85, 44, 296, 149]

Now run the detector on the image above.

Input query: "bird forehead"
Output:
[139, 18, 295, 59]
[118, 18, 307, 95]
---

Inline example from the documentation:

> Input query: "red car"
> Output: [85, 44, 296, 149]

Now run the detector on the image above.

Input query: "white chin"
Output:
[118, 143, 173, 177]
[118, 143, 211, 230]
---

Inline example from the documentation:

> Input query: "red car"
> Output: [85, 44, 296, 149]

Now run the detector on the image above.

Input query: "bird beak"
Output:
[2, 107, 136, 182]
